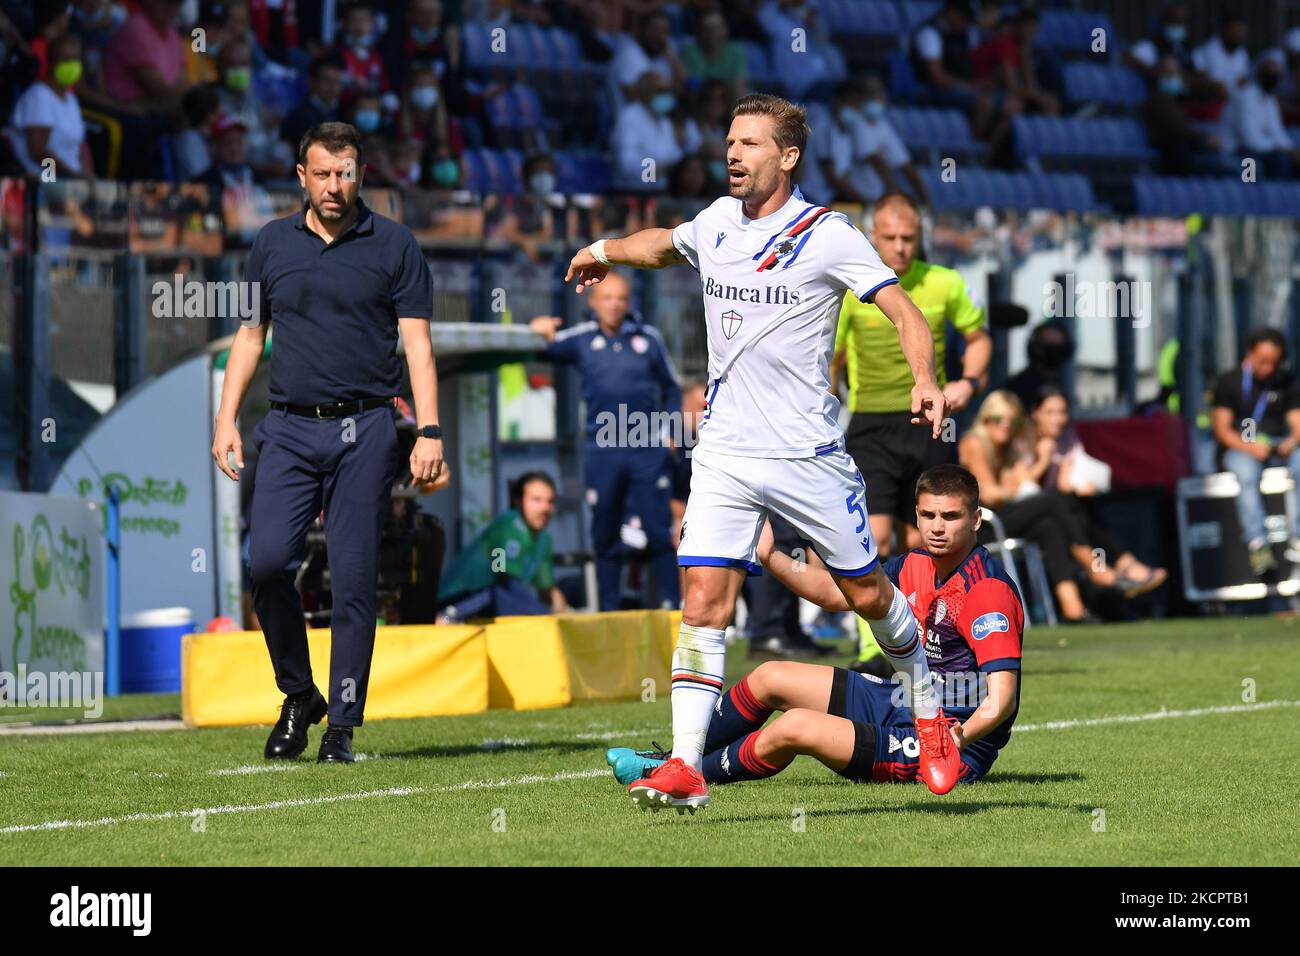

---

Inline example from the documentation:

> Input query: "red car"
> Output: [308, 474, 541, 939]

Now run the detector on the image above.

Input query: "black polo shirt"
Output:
[246, 199, 432, 406]
[1211, 365, 1300, 439]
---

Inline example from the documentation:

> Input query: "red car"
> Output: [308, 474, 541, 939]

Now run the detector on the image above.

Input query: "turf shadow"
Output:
[693, 800, 1067, 825]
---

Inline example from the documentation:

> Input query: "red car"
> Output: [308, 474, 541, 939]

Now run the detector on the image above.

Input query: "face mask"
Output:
[53, 60, 83, 87]
[411, 85, 440, 110]
[410, 26, 440, 45]
[650, 92, 675, 115]
[1163, 24, 1186, 44]
[837, 105, 857, 126]
[708, 160, 727, 181]
[432, 158, 459, 185]
[862, 100, 885, 122]
[349, 33, 373, 53]
[355, 109, 380, 132]
[1159, 74, 1184, 96]
[529, 171, 556, 195]
[225, 67, 252, 92]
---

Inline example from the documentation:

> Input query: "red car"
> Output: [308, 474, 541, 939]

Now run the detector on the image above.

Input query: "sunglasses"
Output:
[983, 415, 1020, 426]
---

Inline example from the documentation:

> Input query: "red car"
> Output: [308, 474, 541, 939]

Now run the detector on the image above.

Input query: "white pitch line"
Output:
[1014, 699, 1300, 732]
[0, 768, 607, 835]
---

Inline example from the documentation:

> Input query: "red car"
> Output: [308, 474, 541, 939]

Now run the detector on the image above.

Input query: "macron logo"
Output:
[50, 886, 152, 936]
[971, 612, 1009, 641]
[715, 231, 726, 248]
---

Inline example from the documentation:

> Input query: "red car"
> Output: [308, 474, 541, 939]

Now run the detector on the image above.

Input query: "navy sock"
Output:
[703, 675, 773, 753]
[702, 730, 784, 784]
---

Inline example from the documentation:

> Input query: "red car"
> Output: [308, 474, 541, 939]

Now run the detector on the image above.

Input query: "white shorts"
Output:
[678, 440, 880, 577]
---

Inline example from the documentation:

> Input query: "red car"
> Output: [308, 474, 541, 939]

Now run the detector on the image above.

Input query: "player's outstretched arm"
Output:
[564, 229, 687, 293]
[955, 669, 1018, 750]
[756, 519, 851, 612]
[872, 282, 949, 439]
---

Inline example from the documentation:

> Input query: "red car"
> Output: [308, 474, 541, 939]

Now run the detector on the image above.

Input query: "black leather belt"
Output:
[270, 397, 394, 419]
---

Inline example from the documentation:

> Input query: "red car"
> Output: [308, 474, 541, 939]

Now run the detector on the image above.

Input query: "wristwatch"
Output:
[963, 376, 981, 394]
[418, 424, 443, 439]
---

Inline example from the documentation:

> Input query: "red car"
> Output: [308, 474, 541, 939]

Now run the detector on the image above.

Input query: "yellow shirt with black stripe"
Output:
[835, 259, 984, 414]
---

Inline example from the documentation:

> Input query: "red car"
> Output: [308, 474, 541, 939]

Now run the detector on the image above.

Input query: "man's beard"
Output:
[313, 194, 351, 220]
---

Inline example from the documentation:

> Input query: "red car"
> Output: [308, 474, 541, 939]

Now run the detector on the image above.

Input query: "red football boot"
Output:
[627, 757, 709, 814]
[914, 711, 962, 795]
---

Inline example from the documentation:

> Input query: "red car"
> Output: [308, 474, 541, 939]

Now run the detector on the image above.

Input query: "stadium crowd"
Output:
[1, 0, 1293, 646]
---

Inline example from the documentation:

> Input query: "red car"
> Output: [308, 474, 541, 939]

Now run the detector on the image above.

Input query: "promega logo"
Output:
[970, 612, 1009, 640]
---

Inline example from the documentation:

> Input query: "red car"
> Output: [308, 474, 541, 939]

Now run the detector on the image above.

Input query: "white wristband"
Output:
[589, 239, 610, 266]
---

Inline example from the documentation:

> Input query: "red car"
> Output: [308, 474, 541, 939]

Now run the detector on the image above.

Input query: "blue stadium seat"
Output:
[1034, 10, 1115, 56]
[820, 0, 900, 37]
[898, 1, 941, 31]
[887, 51, 918, 101]
[461, 21, 494, 72]
[739, 40, 776, 90]
[461, 149, 491, 192]
[1061, 62, 1147, 108]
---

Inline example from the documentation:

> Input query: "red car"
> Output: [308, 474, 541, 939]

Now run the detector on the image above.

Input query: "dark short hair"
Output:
[298, 121, 363, 168]
[1245, 327, 1287, 356]
[308, 54, 345, 79]
[1030, 383, 1070, 413]
[509, 471, 556, 508]
[915, 464, 980, 515]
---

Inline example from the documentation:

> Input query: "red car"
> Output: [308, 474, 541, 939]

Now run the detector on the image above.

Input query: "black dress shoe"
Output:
[264, 688, 327, 759]
[318, 725, 355, 763]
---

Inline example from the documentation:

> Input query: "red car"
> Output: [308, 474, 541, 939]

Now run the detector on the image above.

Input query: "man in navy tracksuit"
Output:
[212, 122, 442, 764]
[531, 272, 682, 611]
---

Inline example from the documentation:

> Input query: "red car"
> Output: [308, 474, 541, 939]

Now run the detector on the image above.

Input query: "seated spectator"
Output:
[184, 0, 229, 86]
[211, 36, 293, 178]
[1141, 54, 1225, 176]
[1191, 11, 1251, 120]
[428, 144, 462, 188]
[668, 153, 713, 199]
[191, 112, 263, 191]
[959, 390, 1132, 622]
[384, 0, 460, 87]
[394, 64, 451, 151]
[103, 0, 189, 115]
[756, 0, 844, 99]
[437, 471, 570, 622]
[972, 6, 1058, 118]
[1006, 320, 1072, 412]
[337, 1, 392, 98]
[347, 90, 389, 139]
[689, 78, 733, 188]
[851, 75, 931, 206]
[611, 70, 701, 192]
[280, 56, 344, 154]
[1127, 2, 1197, 87]
[801, 83, 875, 205]
[1258, 28, 1300, 123]
[1210, 328, 1300, 577]
[173, 85, 221, 180]
[680, 9, 746, 98]
[610, 10, 686, 111]
[1220, 57, 1299, 180]
[1029, 386, 1167, 596]
[4, 31, 91, 178]
[488, 151, 563, 258]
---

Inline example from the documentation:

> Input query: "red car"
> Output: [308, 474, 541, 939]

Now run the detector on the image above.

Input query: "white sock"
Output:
[866, 584, 939, 720]
[670, 623, 727, 770]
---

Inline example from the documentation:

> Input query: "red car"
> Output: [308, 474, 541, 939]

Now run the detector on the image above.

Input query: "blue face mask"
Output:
[355, 109, 381, 132]
[410, 26, 441, 45]
[1163, 24, 1186, 44]
[862, 100, 886, 122]
[433, 159, 459, 185]
[411, 86, 439, 110]
[529, 171, 556, 195]
[1159, 75, 1184, 96]
[837, 105, 858, 126]
[650, 92, 675, 115]
[708, 160, 727, 182]
[349, 33, 373, 53]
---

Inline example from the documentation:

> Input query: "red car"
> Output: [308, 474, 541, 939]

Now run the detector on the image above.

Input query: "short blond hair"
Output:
[731, 94, 809, 176]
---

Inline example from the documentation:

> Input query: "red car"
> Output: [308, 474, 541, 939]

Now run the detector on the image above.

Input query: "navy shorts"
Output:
[828, 668, 989, 784]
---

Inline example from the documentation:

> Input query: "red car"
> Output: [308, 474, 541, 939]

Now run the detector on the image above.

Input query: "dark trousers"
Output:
[246, 406, 398, 727]
[442, 577, 551, 620]
[586, 443, 680, 611]
[744, 514, 805, 641]
[992, 491, 1089, 586]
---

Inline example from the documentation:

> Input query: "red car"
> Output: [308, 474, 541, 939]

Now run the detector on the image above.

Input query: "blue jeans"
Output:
[1223, 446, 1300, 545]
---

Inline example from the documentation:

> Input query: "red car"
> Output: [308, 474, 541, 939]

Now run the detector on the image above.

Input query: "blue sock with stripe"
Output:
[671, 623, 727, 770]
[703, 675, 772, 753]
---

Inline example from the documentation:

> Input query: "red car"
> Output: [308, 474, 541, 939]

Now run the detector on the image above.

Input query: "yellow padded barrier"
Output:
[181, 625, 487, 727]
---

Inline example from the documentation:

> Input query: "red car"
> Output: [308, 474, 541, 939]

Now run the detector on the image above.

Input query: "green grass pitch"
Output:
[2, 616, 1297, 866]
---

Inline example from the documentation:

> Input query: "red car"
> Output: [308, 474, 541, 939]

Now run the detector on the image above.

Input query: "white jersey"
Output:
[671, 186, 899, 458]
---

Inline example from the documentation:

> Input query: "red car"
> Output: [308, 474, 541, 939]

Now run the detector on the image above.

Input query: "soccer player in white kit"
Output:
[562, 94, 963, 810]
